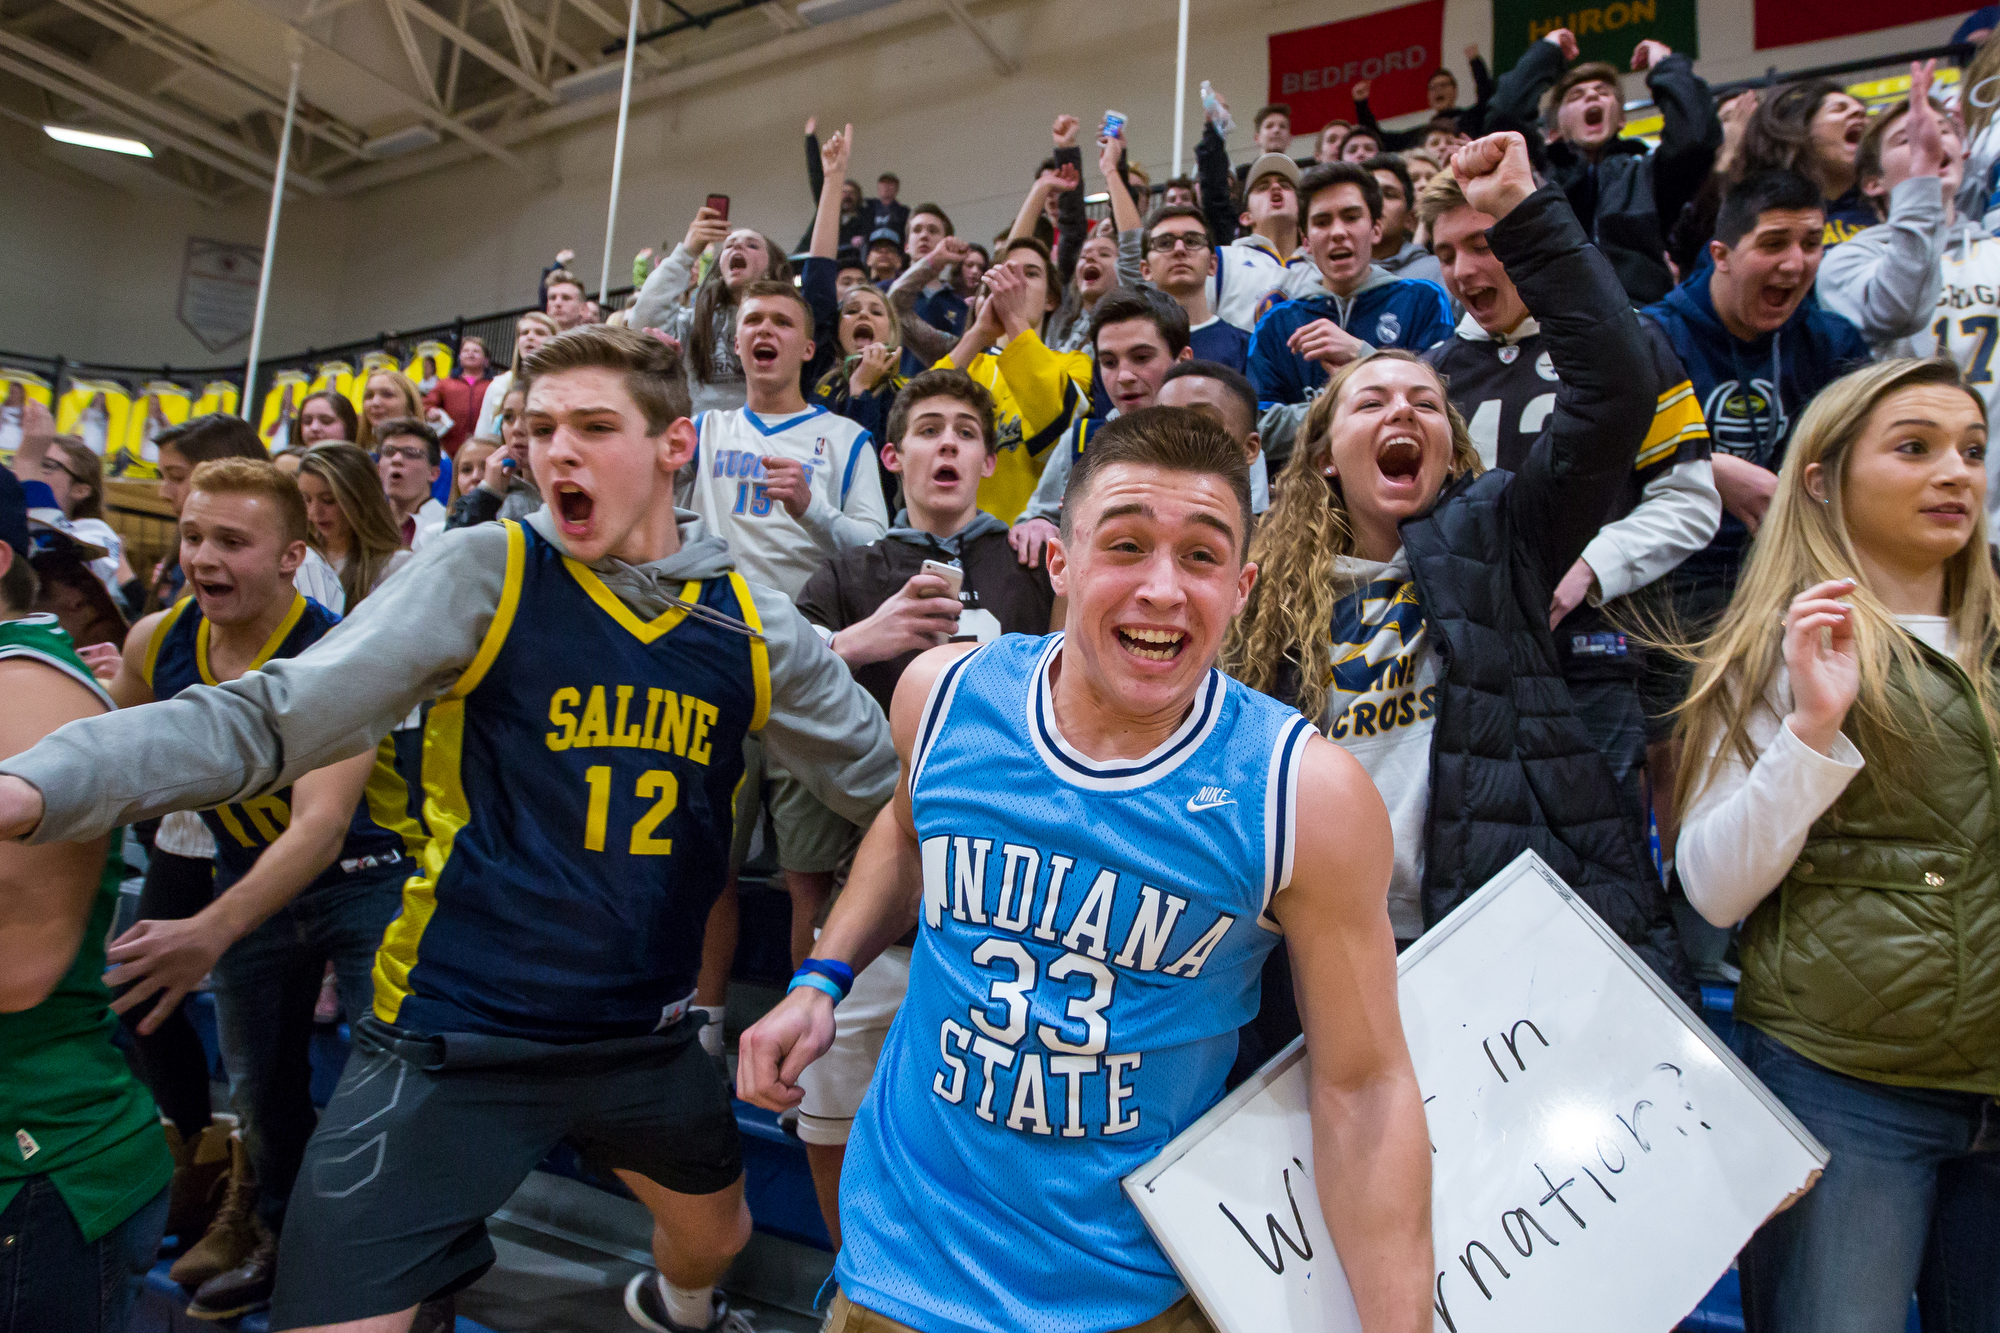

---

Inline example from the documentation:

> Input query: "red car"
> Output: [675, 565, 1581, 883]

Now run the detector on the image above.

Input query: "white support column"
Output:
[1171, 0, 1189, 178]
[598, 0, 640, 308]
[243, 37, 303, 425]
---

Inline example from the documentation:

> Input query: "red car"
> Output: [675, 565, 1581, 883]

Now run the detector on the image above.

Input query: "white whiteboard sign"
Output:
[1125, 851, 1826, 1333]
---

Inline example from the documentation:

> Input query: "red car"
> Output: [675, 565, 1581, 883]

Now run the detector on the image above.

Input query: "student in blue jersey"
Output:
[686, 277, 890, 1025]
[89, 457, 428, 1321]
[739, 407, 1434, 1333]
[1247, 161, 1454, 411]
[0, 326, 898, 1333]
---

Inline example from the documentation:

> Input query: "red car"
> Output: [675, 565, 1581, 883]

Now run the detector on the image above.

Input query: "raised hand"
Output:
[804, 116, 817, 136]
[1052, 114, 1080, 148]
[1353, 79, 1372, 103]
[1631, 39, 1672, 71]
[683, 206, 730, 255]
[820, 122, 854, 179]
[0, 776, 42, 842]
[983, 261, 1032, 336]
[1782, 579, 1861, 756]
[1097, 133, 1125, 180]
[1545, 27, 1579, 61]
[1450, 131, 1537, 221]
[1906, 61, 1947, 178]
[1464, 43, 1480, 63]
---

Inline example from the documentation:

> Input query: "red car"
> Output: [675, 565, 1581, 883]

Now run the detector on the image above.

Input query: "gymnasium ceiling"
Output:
[1, 0, 1014, 199]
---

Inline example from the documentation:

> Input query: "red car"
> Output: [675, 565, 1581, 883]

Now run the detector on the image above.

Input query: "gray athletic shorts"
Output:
[269, 1014, 740, 1327]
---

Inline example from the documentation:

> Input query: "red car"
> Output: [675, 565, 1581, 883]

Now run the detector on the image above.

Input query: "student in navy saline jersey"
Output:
[95, 457, 425, 1320]
[0, 326, 898, 1333]
[740, 408, 1432, 1333]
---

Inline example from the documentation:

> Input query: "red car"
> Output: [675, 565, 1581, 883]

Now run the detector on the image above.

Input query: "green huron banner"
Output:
[1492, 0, 1698, 75]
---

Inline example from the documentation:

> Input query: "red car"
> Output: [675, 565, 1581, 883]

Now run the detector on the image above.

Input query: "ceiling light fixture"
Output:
[43, 124, 152, 157]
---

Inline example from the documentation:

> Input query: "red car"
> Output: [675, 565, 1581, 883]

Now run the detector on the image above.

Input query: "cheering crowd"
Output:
[2, 20, 1999, 1333]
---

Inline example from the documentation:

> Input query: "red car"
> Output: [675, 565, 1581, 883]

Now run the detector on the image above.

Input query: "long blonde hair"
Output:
[297, 441, 405, 608]
[355, 371, 423, 453]
[1677, 358, 2000, 815]
[1224, 350, 1482, 722]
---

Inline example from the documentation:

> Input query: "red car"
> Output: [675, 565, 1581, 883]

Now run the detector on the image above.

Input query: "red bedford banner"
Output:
[1268, 0, 1448, 134]
[1755, 0, 1970, 49]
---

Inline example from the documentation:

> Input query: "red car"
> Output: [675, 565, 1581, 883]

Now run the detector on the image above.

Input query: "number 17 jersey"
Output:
[836, 633, 1316, 1333]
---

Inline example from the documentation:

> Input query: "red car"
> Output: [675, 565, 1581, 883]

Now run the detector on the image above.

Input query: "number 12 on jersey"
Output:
[582, 765, 678, 855]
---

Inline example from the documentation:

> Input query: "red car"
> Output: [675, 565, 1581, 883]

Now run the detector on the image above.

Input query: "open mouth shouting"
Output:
[747, 336, 782, 368]
[553, 480, 595, 534]
[192, 576, 236, 603]
[1376, 432, 1425, 493]
[724, 250, 754, 280]
[1755, 279, 1803, 320]
[1461, 284, 1500, 322]
[1582, 104, 1606, 132]
[930, 460, 962, 490]
[849, 321, 876, 346]
[1116, 625, 1188, 663]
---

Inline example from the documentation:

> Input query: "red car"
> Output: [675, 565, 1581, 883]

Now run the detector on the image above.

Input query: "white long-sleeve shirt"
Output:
[1676, 615, 1951, 927]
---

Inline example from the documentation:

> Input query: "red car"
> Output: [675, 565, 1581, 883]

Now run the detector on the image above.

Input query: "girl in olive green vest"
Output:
[1677, 358, 2000, 1333]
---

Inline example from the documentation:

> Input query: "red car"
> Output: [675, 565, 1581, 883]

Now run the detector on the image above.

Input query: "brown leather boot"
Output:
[164, 1119, 234, 1244]
[169, 1131, 260, 1288]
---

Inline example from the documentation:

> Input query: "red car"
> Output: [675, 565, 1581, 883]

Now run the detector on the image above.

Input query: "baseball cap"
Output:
[21, 478, 109, 562]
[867, 227, 905, 252]
[1245, 152, 1302, 192]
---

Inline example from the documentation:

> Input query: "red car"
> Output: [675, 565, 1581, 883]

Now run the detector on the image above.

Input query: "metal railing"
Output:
[0, 282, 640, 412]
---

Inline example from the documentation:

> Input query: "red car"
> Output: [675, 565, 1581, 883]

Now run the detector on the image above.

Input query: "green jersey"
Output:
[0, 615, 171, 1240]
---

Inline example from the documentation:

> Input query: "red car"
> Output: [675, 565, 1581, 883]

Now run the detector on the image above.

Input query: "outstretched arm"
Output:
[1449, 133, 1654, 588]
[810, 123, 853, 261]
[0, 524, 514, 845]
[1276, 737, 1431, 1333]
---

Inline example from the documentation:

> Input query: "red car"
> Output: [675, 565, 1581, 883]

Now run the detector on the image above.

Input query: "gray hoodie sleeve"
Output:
[1022, 433, 1073, 525]
[632, 242, 701, 332]
[741, 580, 897, 826]
[4, 524, 513, 844]
[1117, 228, 1145, 289]
[1817, 176, 1946, 345]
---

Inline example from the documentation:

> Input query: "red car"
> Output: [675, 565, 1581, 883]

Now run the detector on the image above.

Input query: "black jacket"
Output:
[1249, 189, 1690, 1069]
[1488, 45, 1719, 305]
[1354, 56, 1495, 148]
[1401, 187, 1690, 989]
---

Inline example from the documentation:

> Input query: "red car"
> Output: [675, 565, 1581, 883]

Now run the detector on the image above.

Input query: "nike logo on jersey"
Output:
[1186, 787, 1235, 812]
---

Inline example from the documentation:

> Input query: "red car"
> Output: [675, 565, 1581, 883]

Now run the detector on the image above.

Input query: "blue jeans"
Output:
[1735, 1024, 2000, 1333]
[212, 858, 408, 1236]
[0, 1178, 167, 1333]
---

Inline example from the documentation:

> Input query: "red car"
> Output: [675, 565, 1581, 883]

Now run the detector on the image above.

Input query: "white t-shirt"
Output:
[686, 405, 888, 600]
[1678, 615, 1954, 927]
[1321, 549, 1438, 940]
[295, 547, 345, 615]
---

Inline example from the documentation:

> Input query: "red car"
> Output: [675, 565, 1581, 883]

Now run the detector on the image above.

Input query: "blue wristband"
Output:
[797, 957, 855, 993]
[788, 972, 846, 1003]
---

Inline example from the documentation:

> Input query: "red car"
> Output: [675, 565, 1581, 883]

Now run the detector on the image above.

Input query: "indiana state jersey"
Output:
[838, 633, 1315, 1333]
[374, 521, 769, 1042]
[145, 592, 423, 884]
[688, 404, 887, 599]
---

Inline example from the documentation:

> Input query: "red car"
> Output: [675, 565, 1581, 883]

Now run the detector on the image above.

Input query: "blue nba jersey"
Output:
[837, 633, 1316, 1333]
[145, 592, 424, 883]
[373, 521, 771, 1042]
